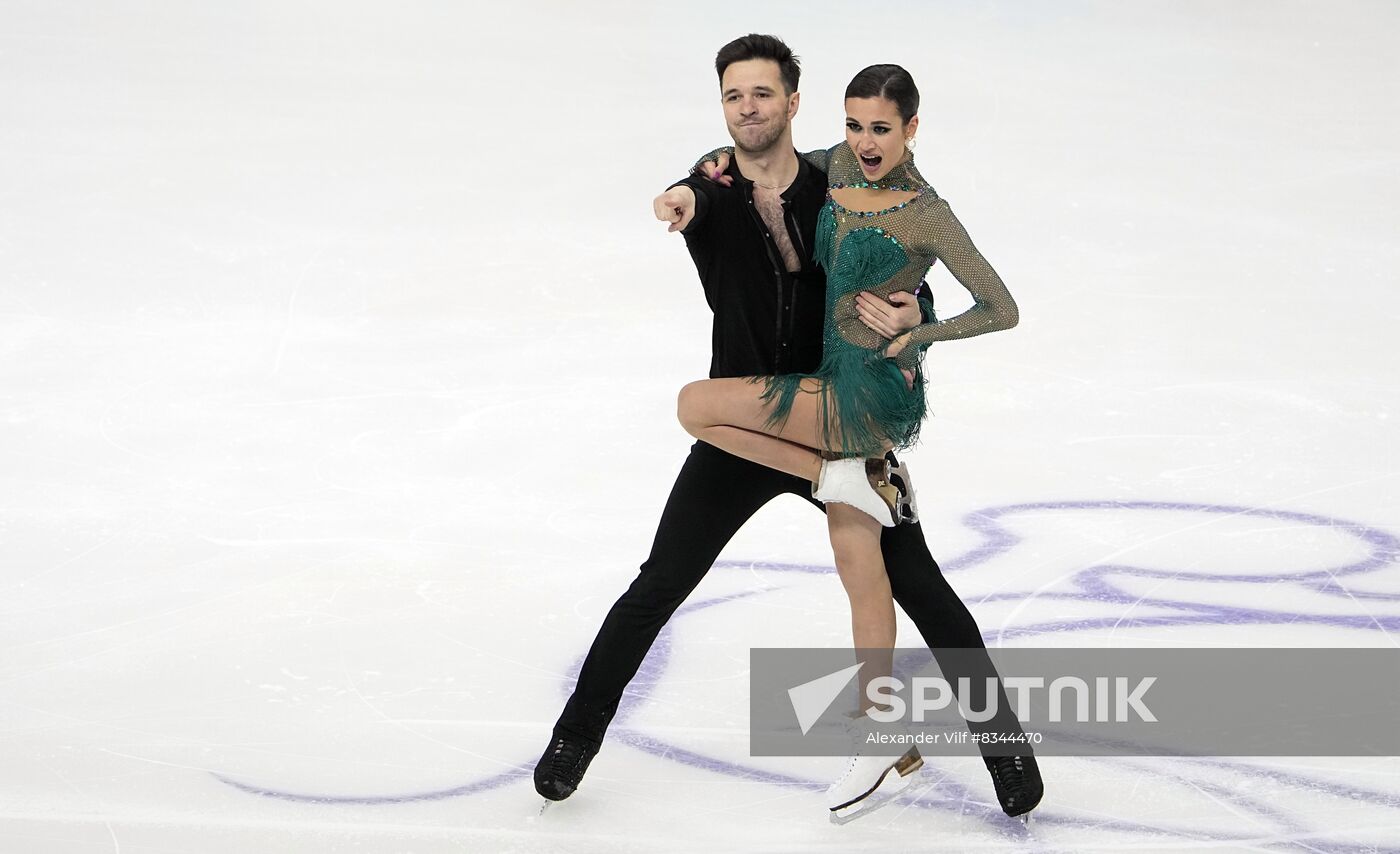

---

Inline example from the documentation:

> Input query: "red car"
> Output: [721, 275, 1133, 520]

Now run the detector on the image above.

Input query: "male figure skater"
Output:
[534, 33, 1042, 819]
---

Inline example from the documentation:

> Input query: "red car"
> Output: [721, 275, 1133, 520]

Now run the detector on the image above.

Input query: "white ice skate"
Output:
[813, 457, 899, 527]
[826, 713, 925, 823]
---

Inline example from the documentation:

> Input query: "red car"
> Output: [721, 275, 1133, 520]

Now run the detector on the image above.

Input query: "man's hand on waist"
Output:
[857, 290, 922, 338]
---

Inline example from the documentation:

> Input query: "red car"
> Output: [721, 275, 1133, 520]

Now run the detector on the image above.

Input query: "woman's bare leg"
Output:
[827, 502, 897, 713]
[676, 377, 886, 481]
[678, 376, 897, 712]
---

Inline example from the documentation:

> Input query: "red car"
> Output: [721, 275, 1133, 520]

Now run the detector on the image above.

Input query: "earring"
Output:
[906, 137, 917, 150]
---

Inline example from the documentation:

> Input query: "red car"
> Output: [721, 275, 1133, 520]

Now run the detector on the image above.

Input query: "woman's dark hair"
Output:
[844, 64, 919, 123]
[715, 34, 801, 96]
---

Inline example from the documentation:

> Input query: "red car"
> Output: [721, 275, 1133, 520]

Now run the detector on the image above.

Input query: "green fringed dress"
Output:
[755, 142, 1019, 458]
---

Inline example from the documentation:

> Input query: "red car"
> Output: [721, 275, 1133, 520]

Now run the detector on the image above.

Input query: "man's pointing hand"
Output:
[653, 186, 697, 233]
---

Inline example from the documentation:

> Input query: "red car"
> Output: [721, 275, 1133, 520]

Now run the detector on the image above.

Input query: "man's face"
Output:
[720, 59, 799, 155]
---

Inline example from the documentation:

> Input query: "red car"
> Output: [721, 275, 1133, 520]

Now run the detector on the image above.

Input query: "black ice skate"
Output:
[984, 754, 1043, 821]
[534, 729, 599, 802]
[883, 451, 919, 525]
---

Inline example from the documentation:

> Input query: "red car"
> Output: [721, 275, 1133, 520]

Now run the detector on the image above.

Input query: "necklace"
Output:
[753, 176, 794, 191]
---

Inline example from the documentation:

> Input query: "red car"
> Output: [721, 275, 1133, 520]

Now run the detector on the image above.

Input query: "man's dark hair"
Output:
[845, 64, 920, 123]
[715, 34, 800, 96]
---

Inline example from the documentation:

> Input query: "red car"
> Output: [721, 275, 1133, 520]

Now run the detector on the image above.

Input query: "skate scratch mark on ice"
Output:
[0, 535, 115, 592]
[241, 391, 425, 407]
[46, 755, 123, 852]
[97, 380, 161, 462]
[334, 642, 535, 776]
[271, 244, 326, 376]
[0, 553, 353, 688]
[430, 627, 566, 680]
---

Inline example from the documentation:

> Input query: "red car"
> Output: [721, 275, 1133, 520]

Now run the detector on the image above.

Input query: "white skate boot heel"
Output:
[826, 713, 925, 823]
[813, 457, 898, 527]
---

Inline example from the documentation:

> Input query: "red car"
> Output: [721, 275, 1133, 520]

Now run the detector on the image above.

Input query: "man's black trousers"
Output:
[554, 440, 1020, 745]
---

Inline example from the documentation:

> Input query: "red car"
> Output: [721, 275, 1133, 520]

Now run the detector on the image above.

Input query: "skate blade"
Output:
[883, 453, 919, 525]
[828, 765, 917, 825]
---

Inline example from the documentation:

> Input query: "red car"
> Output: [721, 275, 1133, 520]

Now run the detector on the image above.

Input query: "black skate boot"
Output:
[983, 754, 1043, 819]
[884, 451, 919, 525]
[534, 728, 600, 801]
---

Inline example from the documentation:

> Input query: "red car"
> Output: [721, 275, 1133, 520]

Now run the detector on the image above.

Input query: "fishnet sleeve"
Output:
[691, 145, 735, 176]
[895, 198, 1018, 368]
[799, 146, 836, 173]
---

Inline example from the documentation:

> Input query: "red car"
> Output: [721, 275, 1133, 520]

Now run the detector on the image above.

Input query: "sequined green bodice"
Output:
[804, 142, 1018, 370]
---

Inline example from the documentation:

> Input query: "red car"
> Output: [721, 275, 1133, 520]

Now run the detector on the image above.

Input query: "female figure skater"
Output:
[676, 63, 1020, 816]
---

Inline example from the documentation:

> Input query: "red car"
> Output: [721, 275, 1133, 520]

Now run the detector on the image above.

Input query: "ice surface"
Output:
[2, 1, 1398, 851]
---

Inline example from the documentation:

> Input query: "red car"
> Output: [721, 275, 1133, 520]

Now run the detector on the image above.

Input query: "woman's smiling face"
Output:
[844, 96, 918, 182]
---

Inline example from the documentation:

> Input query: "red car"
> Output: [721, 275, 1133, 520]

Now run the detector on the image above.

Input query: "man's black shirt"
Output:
[672, 152, 829, 379]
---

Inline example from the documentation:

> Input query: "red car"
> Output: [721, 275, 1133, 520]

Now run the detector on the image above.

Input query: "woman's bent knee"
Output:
[677, 380, 708, 435]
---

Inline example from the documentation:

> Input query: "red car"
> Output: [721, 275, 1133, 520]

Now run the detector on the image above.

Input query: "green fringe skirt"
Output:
[752, 345, 926, 459]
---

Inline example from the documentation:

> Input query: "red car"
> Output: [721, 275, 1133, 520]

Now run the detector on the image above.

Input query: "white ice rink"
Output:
[3, 1, 1399, 851]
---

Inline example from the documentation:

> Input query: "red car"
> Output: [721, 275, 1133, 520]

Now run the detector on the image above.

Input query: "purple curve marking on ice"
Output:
[211, 767, 530, 806]
[212, 499, 1400, 851]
